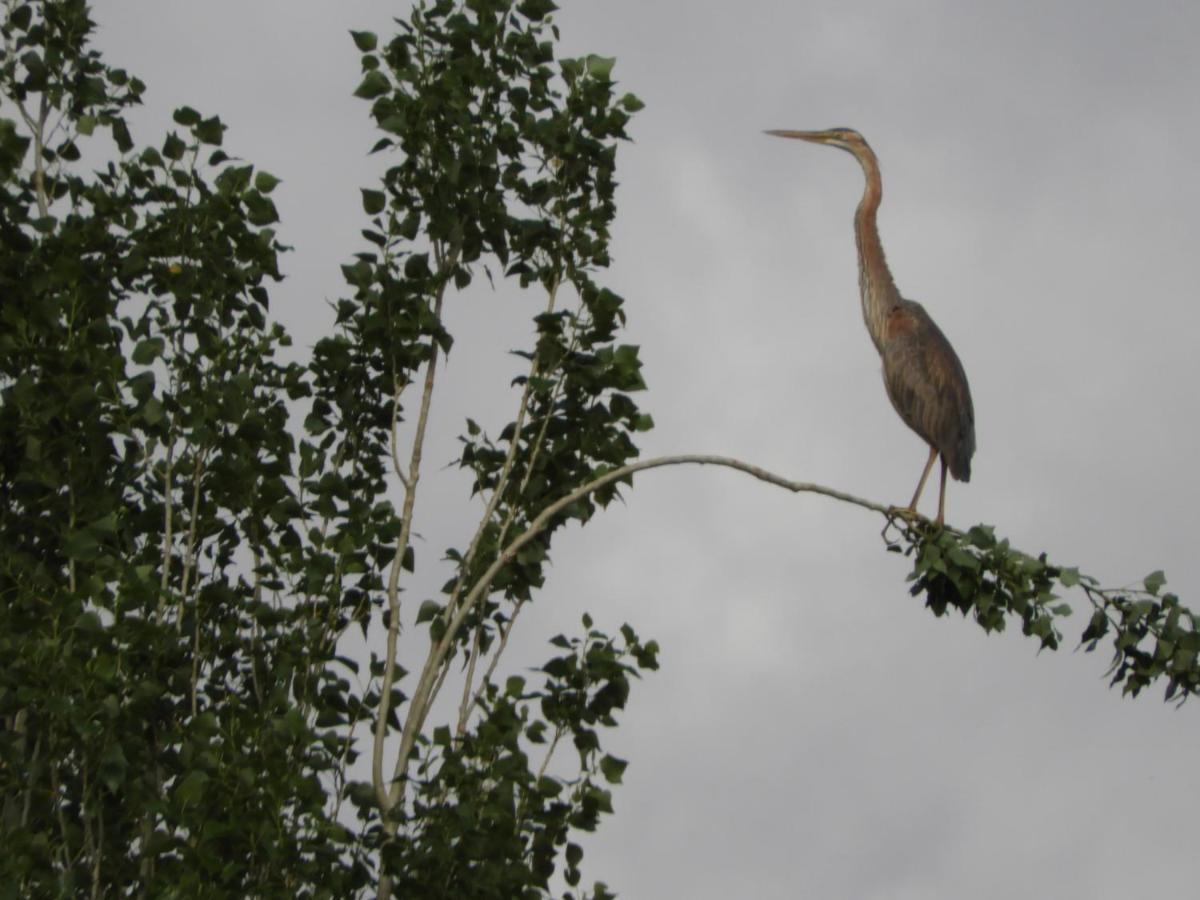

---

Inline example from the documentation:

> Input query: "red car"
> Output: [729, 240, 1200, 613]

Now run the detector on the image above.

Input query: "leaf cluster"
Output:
[4, 0, 659, 897]
[321, 4, 659, 894]
[373, 618, 655, 899]
[1, 2, 369, 894]
[893, 519, 1200, 702]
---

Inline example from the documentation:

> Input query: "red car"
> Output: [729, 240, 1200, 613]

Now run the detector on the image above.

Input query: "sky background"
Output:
[91, 1, 1200, 897]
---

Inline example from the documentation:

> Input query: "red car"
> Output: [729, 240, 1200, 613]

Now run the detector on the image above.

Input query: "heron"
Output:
[767, 127, 975, 527]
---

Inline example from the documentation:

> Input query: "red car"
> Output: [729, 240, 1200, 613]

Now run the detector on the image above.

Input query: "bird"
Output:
[766, 127, 975, 527]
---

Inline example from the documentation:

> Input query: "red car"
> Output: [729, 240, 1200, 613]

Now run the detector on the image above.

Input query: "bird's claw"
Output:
[881, 505, 946, 544]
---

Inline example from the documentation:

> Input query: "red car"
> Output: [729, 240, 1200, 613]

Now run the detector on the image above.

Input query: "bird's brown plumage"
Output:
[767, 127, 975, 524]
[882, 301, 974, 482]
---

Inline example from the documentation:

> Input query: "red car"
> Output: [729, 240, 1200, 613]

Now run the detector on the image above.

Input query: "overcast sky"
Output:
[91, 1, 1200, 897]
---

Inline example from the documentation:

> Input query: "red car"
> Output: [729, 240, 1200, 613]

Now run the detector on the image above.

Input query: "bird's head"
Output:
[765, 127, 871, 157]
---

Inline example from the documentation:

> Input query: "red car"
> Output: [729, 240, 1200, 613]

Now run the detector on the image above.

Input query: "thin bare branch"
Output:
[155, 438, 175, 626]
[177, 446, 208, 634]
[372, 244, 459, 814]
[389, 376, 413, 490]
[13, 92, 50, 218]
[455, 626, 484, 738]
[461, 597, 526, 730]
[536, 725, 563, 782]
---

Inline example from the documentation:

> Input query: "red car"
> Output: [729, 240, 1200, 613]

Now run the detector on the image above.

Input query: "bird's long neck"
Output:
[852, 147, 901, 354]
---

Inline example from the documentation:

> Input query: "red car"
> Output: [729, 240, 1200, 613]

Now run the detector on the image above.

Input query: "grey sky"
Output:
[91, 1, 1200, 897]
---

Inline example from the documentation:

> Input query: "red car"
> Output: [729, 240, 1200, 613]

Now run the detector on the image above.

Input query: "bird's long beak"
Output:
[764, 129, 832, 143]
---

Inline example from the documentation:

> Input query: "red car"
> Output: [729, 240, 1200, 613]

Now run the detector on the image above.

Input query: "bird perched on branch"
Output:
[767, 127, 974, 526]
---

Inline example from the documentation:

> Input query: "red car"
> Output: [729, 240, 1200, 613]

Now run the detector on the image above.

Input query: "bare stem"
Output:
[461, 597, 526, 730]
[177, 447, 208, 634]
[155, 438, 176, 626]
[181, 448, 208, 716]
[536, 725, 563, 781]
[332, 674, 372, 823]
[14, 92, 50, 218]
[455, 626, 484, 738]
[390, 376, 413, 490]
[19, 731, 40, 828]
[371, 245, 458, 814]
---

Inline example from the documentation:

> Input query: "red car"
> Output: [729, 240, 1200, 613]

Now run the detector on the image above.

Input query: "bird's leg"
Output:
[902, 448, 940, 518]
[935, 457, 948, 527]
[887, 445, 938, 521]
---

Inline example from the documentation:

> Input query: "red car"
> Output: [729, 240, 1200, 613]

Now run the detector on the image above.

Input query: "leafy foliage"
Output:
[0, 1, 369, 894]
[2, 0, 653, 896]
[891, 518, 1200, 702]
[2, 1, 1194, 898]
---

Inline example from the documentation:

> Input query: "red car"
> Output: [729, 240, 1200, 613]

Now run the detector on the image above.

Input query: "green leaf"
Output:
[243, 191, 279, 226]
[9, 3, 31, 30]
[0, 118, 30, 176]
[173, 106, 202, 126]
[350, 30, 378, 51]
[163, 133, 186, 160]
[74, 611, 104, 633]
[585, 55, 616, 80]
[619, 93, 645, 112]
[518, 0, 558, 20]
[111, 118, 133, 153]
[354, 70, 390, 100]
[1144, 570, 1166, 595]
[175, 770, 209, 805]
[1058, 566, 1080, 588]
[404, 253, 431, 279]
[76, 114, 97, 136]
[416, 600, 441, 624]
[255, 170, 281, 193]
[142, 397, 164, 426]
[195, 115, 226, 146]
[99, 743, 128, 792]
[132, 337, 165, 364]
[361, 188, 386, 215]
[63, 529, 100, 561]
[599, 754, 627, 784]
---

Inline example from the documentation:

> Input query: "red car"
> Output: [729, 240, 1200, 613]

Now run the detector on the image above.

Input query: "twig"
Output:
[454, 626, 484, 738]
[390, 376, 412, 490]
[461, 597, 527, 730]
[536, 725, 563, 782]
[155, 438, 175, 626]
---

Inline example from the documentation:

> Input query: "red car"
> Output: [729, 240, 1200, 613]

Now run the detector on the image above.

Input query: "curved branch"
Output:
[385, 453, 891, 807]
[449, 454, 887, 638]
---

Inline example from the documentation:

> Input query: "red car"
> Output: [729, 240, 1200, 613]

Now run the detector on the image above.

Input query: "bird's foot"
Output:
[882, 505, 918, 543]
[882, 505, 945, 543]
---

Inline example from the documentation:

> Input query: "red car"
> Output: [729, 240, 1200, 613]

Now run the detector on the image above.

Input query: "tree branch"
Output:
[386, 454, 891, 809]
[372, 244, 459, 814]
